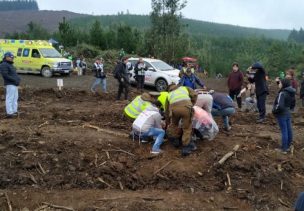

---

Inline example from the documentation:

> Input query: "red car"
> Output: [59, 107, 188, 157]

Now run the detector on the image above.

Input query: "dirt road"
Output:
[0, 75, 303, 210]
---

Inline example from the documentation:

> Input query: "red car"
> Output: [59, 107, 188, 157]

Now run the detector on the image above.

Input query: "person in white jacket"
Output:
[132, 106, 165, 154]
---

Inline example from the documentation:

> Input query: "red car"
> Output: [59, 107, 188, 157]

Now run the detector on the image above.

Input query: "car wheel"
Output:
[41, 67, 53, 78]
[155, 78, 168, 92]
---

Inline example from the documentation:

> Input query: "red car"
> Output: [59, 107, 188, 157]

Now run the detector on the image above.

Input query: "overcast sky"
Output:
[36, 0, 303, 30]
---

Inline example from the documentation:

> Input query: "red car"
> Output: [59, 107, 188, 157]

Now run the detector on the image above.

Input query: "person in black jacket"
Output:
[91, 58, 107, 94]
[134, 58, 147, 93]
[272, 79, 295, 154]
[115, 56, 132, 100]
[300, 72, 304, 107]
[248, 62, 268, 123]
[0, 52, 21, 118]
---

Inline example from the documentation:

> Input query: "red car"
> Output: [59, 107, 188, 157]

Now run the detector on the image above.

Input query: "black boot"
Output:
[181, 145, 192, 156]
[188, 140, 197, 151]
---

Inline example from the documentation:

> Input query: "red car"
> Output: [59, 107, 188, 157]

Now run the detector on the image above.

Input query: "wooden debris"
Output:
[280, 180, 283, 190]
[42, 202, 74, 211]
[223, 207, 239, 210]
[94, 154, 98, 167]
[34, 205, 49, 211]
[218, 145, 240, 165]
[278, 198, 290, 207]
[98, 161, 107, 167]
[105, 151, 110, 159]
[5, 193, 13, 211]
[226, 172, 232, 191]
[38, 162, 46, 174]
[234, 133, 273, 140]
[118, 181, 124, 190]
[102, 149, 135, 156]
[154, 160, 174, 175]
[83, 124, 129, 138]
[141, 197, 164, 201]
[38, 121, 49, 128]
[29, 173, 38, 184]
[97, 177, 113, 188]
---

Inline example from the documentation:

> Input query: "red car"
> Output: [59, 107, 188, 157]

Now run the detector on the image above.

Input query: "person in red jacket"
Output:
[227, 62, 244, 108]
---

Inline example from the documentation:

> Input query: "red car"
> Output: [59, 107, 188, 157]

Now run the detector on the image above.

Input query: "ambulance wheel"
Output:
[155, 78, 168, 92]
[41, 67, 53, 78]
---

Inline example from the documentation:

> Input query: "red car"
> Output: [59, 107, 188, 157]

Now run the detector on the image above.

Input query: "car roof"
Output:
[128, 57, 162, 63]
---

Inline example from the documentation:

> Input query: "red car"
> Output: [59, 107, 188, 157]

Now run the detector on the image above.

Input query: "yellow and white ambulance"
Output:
[0, 39, 72, 77]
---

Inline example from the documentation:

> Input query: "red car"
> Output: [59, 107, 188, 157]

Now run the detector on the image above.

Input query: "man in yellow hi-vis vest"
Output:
[124, 92, 155, 119]
[165, 84, 197, 156]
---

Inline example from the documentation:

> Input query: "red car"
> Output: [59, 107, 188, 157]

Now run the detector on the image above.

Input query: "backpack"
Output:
[113, 62, 121, 79]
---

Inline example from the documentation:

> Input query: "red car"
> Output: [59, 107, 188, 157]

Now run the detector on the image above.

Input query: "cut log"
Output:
[83, 124, 129, 138]
[218, 145, 240, 165]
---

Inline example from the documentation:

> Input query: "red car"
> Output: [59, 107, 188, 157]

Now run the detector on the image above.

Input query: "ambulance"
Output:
[0, 39, 72, 77]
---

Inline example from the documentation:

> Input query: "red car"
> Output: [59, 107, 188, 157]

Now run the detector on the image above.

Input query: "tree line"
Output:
[0, 0, 39, 11]
[4, 0, 304, 77]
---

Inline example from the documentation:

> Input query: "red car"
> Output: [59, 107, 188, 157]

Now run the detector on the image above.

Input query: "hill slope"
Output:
[0, 11, 290, 40]
[70, 14, 291, 40]
[0, 10, 87, 36]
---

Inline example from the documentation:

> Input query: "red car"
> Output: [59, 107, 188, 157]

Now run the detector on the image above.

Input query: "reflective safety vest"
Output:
[157, 91, 168, 110]
[124, 96, 152, 119]
[168, 86, 190, 104]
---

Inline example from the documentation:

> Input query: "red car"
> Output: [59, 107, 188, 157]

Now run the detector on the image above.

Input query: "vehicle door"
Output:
[143, 61, 156, 85]
[19, 48, 32, 73]
[30, 48, 43, 73]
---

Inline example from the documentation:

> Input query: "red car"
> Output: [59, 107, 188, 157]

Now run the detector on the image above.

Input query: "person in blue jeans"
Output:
[295, 192, 304, 211]
[0, 52, 21, 118]
[132, 106, 165, 154]
[91, 58, 107, 94]
[210, 90, 236, 131]
[272, 78, 295, 154]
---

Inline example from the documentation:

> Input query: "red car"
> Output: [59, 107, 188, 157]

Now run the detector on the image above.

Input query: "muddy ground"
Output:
[0, 74, 303, 211]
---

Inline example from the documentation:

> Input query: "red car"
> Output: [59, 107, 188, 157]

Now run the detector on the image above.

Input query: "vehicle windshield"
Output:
[39, 48, 62, 58]
[151, 61, 174, 71]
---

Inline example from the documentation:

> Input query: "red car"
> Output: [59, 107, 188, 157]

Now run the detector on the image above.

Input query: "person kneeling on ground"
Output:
[192, 106, 219, 141]
[272, 78, 295, 154]
[210, 90, 236, 131]
[294, 192, 304, 211]
[238, 82, 258, 112]
[132, 105, 165, 155]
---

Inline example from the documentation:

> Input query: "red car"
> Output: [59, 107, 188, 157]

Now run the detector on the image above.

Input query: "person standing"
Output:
[91, 58, 107, 94]
[272, 79, 295, 154]
[248, 62, 268, 123]
[115, 57, 132, 101]
[134, 58, 147, 93]
[227, 62, 244, 109]
[300, 72, 304, 107]
[179, 68, 205, 90]
[0, 52, 21, 118]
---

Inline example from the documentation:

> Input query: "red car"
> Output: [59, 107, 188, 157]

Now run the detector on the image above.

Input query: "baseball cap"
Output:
[3, 52, 14, 59]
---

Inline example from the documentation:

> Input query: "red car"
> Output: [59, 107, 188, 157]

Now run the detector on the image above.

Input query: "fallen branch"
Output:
[42, 202, 74, 211]
[278, 198, 290, 207]
[97, 177, 113, 188]
[234, 133, 273, 140]
[227, 172, 232, 191]
[98, 197, 125, 201]
[5, 193, 12, 211]
[102, 149, 135, 156]
[223, 207, 239, 210]
[83, 124, 129, 138]
[141, 197, 164, 201]
[29, 173, 38, 184]
[154, 160, 174, 175]
[38, 162, 46, 174]
[38, 121, 49, 128]
[218, 145, 240, 165]
[118, 181, 124, 190]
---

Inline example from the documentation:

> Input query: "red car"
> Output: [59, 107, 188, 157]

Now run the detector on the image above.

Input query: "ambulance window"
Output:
[17, 48, 22, 57]
[31, 49, 40, 58]
[22, 48, 29, 57]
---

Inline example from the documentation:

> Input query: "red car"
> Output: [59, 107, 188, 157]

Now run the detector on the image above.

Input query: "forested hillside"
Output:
[70, 14, 291, 40]
[0, 0, 38, 11]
